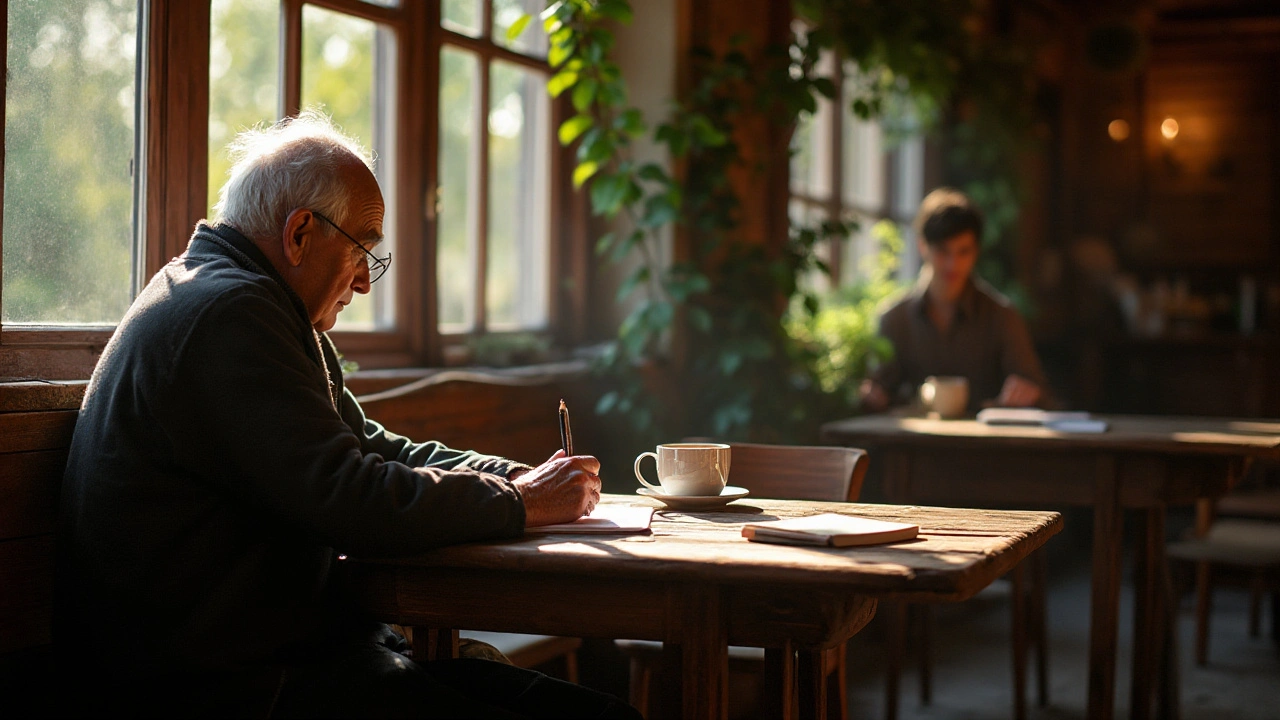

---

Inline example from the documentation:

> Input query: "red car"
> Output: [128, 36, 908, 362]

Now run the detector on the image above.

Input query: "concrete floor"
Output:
[843, 553, 1280, 720]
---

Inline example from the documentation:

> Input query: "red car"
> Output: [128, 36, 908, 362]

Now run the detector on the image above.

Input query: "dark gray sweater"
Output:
[57, 222, 527, 711]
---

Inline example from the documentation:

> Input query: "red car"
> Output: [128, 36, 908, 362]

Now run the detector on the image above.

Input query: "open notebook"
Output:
[976, 408, 1109, 433]
[524, 505, 655, 534]
[742, 513, 919, 547]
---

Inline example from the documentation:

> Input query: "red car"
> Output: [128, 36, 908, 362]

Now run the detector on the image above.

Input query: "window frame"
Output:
[788, 55, 935, 286]
[0, 0, 587, 380]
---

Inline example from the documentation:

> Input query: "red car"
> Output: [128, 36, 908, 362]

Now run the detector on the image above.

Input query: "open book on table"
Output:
[524, 505, 654, 534]
[741, 513, 919, 547]
[976, 407, 1109, 433]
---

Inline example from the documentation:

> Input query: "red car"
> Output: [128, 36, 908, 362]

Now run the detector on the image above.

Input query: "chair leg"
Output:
[1194, 561, 1212, 666]
[917, 604, 932, 706]
[1249, 572, 1264, 638]
[884, 602, 906, 720]
[628, 658, 651, 720]
[1011, 562, 1028, 720]
[1031, 549, 1050, 708]
[564, 650, 580, 684]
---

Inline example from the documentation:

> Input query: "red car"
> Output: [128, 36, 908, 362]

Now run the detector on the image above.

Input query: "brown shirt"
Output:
[870, 270, 1046, 413]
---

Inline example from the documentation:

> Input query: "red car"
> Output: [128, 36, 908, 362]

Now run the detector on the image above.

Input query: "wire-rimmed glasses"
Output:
[312, 210, 391, 283]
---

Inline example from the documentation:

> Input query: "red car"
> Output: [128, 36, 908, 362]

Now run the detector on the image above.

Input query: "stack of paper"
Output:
[525, 505, 655, 534]
[741, 513, 919, 547]
[976, 408, 1109, 433]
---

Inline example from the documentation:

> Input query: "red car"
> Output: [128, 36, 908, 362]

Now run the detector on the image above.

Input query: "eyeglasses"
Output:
[312, 211, 392, 283]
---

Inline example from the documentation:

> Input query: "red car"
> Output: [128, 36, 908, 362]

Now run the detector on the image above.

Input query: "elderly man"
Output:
[57, 113, 635, 718]
[860, 187, 1046, 414]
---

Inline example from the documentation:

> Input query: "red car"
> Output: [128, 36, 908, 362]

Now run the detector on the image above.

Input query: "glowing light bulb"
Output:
[1160, 118, 1179, 140]
[1108, 119, 1130, 142]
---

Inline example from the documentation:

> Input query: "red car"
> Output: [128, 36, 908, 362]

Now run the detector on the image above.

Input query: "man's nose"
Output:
[353, 262, 372, 294]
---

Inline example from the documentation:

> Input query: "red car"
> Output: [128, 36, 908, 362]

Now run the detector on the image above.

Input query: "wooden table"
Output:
[350, 495, 1061, 720]
[821, 414, 1280, 720]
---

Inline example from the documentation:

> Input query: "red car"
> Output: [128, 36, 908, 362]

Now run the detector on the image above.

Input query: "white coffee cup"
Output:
[634, 443, 731, 496]
[920, 376, 969, 419]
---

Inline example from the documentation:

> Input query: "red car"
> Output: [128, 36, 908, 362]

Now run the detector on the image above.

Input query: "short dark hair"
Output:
[914, 187, 984, 247]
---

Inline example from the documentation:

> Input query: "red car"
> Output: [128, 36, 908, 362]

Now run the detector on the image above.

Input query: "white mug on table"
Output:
[634, 443, 731, 496]
[920, 375, 969, 419]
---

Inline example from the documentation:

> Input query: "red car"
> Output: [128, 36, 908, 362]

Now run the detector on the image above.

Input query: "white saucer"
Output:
[635, 486, 750, 510]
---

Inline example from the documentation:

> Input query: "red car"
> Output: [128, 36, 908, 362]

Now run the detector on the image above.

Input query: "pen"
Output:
[558, 399, 574, 457]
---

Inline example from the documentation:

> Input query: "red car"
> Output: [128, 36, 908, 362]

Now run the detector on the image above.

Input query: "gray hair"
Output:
[212, 109, 374, 241]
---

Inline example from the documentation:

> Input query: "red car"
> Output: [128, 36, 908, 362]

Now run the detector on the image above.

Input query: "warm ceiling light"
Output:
[1160, 118, 1179, 140]
[1108, 119, 1130, 142]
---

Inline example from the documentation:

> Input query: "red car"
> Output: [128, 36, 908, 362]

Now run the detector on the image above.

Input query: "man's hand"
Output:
[995, 374, 1041, 408]
[859, 379, 889, 413]
[511, 450, 602, 527]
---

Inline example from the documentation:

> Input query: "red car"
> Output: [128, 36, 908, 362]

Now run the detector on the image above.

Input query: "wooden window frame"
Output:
[0, 0, 589, 380]
[787, 55, 928, 285]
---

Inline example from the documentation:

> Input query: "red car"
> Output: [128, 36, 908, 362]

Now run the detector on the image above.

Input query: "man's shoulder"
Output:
[875, 287, 921, 326]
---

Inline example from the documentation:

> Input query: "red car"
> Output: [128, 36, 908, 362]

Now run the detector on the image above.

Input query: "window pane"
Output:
[842, 66, 885, 211]
[487, 61, 549, 331]
[363, 0, 400, 7]
[493, 0, 547, 57]
[437, 46, 479, 333]
[208, 0, 279, 215]
[790, 53, 833, 200]
[302, 5, 398, 331]
[442, 0, 481, 37]
[3, 0, 139, 325]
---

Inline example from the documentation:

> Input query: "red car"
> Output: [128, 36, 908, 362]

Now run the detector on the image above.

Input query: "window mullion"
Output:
[827, 58, 845, 284]
[474, 56, 491, 334]
[282, 0, 303, 117]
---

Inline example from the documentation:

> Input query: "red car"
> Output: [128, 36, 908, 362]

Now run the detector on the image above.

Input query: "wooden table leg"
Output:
[798, 649, 827, 720]
[1011, 561, 1028, 720]
[764, 643, 796, 720]
[1130, 508, 1158, 720]
[1089, 455, 1123, 720]
[679, 585, 728, 720]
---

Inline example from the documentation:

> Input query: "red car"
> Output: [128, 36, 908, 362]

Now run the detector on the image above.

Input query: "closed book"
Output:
[741, 513, 919, 547]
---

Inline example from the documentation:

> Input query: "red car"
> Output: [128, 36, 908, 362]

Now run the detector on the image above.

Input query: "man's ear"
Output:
[281, 208, 314, 268]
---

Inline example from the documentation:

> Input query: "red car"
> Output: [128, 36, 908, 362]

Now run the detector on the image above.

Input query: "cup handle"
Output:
[634, 452, 663, 492]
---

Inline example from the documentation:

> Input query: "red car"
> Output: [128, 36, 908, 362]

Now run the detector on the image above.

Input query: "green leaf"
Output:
[549, 39, 576, 68]
[596, 0, 633, 23]
[589, 173, 630, 216]
[649, 301, 674, 329]
[687, 306, 712, 333]
[690, 116, 728, 147]
[571, 78, 598, 111]
[614, 108, 645, 137]
[616, 265, 650, 301]
[572, 160, 599, 188]
[558, 114, 594, 145]
[594, 232, 615, 257]
[637, 163, 667, 183]
[812, 77, 837, 99]
[639, 194, 678, 228]
[505, 14, 532, 42]
[547, 70, 579, 98]
[595, 390, 618, 415]
[576, 128, 612, 164]
[719, 352, 743, 376]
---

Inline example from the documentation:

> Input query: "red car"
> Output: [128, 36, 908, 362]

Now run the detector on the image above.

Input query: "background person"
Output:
[859, 187, 1047, 414]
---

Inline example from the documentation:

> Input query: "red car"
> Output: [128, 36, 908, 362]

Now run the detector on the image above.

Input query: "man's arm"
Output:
[167, 292, 528, 556]
[337, 387, 531, 478]
[996, 307, 1047, 407]
[860, 312, 902, 411]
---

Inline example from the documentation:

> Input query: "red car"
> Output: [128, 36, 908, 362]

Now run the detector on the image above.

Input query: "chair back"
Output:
[725, 442, 868, 502]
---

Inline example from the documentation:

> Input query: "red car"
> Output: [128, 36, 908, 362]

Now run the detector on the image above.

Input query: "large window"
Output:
[1, 0, 567, 378]
[437, 0, 551, 335]
[3, 0, 141, 326]
[790, 52, 928, 291]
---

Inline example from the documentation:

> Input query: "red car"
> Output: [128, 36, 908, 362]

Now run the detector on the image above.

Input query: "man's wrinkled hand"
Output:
[995, 374, 1041, 408]
[512, 450, 602, 527]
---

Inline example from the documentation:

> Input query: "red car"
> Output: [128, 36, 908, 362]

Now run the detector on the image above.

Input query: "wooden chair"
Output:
[1167, 490, 1280, 665]
[616, 442, 869, 720]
